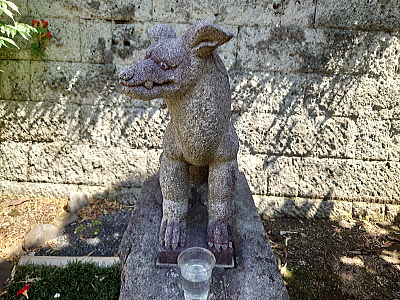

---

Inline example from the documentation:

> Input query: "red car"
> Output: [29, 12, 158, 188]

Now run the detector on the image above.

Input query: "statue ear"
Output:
[148, 24, 177, 44]
[182, 21, 233, 57]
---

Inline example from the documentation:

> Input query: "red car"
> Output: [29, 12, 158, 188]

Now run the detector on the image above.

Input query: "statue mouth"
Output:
[120, 80, 177, 90]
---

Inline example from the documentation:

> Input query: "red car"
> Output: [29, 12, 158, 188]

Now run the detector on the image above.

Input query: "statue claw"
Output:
[207, 219, 232, 251]
[159, 218, 186, 250]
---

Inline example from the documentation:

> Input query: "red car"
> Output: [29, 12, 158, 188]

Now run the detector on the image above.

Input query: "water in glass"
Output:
[181, 259, 211, 300]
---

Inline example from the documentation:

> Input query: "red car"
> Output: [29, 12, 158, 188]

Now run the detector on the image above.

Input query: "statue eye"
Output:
[159, 62, 170, 70]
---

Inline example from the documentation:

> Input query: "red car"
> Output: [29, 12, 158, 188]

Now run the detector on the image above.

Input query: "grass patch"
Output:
[2, 261, 120, 300]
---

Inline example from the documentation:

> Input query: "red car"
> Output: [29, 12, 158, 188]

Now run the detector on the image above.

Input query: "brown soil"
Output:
[262, 217, 400, 300]
[1, 196, 400, 299]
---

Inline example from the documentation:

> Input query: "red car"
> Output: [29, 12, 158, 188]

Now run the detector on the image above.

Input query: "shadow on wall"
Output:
[0, 21, 399, 209]
[231, 25, 399, 211]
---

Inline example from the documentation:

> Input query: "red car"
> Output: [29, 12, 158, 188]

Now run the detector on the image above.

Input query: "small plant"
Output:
[31, 18, 52, 58]
[74, 220, 103, 236]
[74, 223, 86, 234]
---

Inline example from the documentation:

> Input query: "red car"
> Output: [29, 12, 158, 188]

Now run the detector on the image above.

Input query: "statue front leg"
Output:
[159, 154, 189, 250]
[207, 159, 238, 250]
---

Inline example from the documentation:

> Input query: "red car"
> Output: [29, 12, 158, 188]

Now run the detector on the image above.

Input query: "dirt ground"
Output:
[0, 196, 123, 264]
[262, 217, 400, 300]
[1, 196, 400, 299]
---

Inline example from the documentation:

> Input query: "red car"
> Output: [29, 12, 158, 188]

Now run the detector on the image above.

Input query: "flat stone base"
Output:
[157, 199, 234, 268]
[118, 173, 290, 300]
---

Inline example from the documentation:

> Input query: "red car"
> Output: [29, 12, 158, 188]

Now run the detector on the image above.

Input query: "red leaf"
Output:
[381, 242, 395, 248]
[16, 284, 30, 298]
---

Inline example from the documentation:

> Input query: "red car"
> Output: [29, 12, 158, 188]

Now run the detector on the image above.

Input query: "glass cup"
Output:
[178, 247, 216, 300]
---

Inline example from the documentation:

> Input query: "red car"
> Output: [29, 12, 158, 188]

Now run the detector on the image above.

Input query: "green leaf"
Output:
[35, 27, 47, 35]
[1, 0, 19, 13]
[1, 7, 14, 20]
[0, 35, 18, 48]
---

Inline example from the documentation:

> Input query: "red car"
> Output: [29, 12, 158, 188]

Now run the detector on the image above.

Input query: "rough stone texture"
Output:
[0, 142, 29, 181]
[1, 0, 399, 221]
[22, 224, 60, 250]
[0, 257, 12, 289]
[352, 202, 386, 222]
[50, 212, 79, 229]
[315, 0, 400, 31]
[118, 173, 289, 300]
[67, 191, 89, 213]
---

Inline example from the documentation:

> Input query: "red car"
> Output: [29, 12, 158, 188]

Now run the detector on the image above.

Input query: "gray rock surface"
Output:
[118, 173, 289, 300]
[0, 257, 12, 289]
[67, 192, 89, 214]
[23, 224, 60, 250]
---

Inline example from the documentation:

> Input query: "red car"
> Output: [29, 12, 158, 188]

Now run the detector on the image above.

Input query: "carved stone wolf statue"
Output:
[119, 21, 239, 251]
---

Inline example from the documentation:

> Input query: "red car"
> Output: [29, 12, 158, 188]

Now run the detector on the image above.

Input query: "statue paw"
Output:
[207, 219, 232, 251]
[159, 218, 186, 250]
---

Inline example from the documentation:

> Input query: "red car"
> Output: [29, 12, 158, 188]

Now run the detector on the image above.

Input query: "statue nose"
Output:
[119, 68, 134, 81]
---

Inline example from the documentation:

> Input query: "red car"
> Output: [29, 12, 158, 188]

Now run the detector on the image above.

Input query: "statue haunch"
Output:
[119, 21, 239, 251]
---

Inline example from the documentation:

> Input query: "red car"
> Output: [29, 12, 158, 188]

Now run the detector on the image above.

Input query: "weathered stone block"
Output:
[81, 19, 113, 63]
[153, 0, 283, 27]
[312, 116, 357, 159]
[32, 17, 81, 62]
[281, 0, 316, 28]
[0, 142, 29, 181]
[29, 0, 152, 21]
[385, 204, 400, 223]
[352, 117, 392, 161]
[264, 156, 299, 197]
[235, 112, 317, 156]
[254, 196, 353, 220]
[0, 100, 80, 143]
[111, 22, 151, 66]
[110, 106, 169, 149]
[28, 143, 148, 187]
[315, 0, 400, 31]
[238, 26, 399, 76]
[297, 158, 400, 203]
[31, 61, 119, 105]
[230, 71, 307, 114]
[0, 60, 31, 100]
[389, 119, 400, 161]
[304, 74, 395, 118]
[352, 202, 386, 222]
[0, 180, 105, 199]
[238, 154, 267, 195]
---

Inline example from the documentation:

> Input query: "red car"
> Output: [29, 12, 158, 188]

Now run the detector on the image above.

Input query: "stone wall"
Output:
[1, 0, 399, 221]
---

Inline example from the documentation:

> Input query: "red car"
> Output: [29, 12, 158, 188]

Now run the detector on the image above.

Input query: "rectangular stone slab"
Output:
[118, 172, 290, 300]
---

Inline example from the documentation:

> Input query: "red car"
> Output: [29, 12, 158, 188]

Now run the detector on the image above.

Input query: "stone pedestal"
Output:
[157, 198, 234, 268]
[118, 173, 290, 300]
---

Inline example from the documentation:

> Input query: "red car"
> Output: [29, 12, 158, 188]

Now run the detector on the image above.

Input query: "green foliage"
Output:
[0, 0, 37, 49]
[74, 220, 103, 236]
[2, 262, 121, 300]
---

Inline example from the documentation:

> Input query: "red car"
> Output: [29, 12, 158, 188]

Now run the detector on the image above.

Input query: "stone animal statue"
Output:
[119, 21, 239, 251]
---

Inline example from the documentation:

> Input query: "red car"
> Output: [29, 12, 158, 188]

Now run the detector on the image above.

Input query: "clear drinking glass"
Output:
[178, 247, 216, 300]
